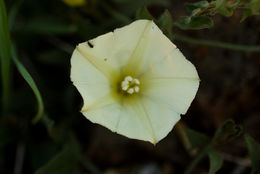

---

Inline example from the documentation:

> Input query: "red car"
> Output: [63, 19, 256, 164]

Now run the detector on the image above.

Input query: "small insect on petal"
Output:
[87, 41, 94, 48]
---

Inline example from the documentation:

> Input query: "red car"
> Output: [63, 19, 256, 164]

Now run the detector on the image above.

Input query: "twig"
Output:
[184, 146, 210, 174]
[221, 152, 251, 167]
[173, 34, 260, 52]
[175, 122, 197, 156]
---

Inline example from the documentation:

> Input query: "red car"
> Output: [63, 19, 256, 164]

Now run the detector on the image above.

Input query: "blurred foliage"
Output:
[0, 0, 11, 112]
[245, 134, 260, 174]
[175, 0, 260, 29]
[241, 0, 260, 21]
[35, 135, 81, 174]
[184, 120, 242, 174]
[62, 0, 86, 7]
[136, 5, 260, 52]
[0, 0, 260, 173]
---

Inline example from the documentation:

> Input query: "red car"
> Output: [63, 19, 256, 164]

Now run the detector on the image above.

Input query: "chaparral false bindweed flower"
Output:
[70, 20, 200, 144]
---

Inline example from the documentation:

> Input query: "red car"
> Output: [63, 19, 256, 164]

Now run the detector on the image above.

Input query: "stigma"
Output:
[121, 76, 140, 94]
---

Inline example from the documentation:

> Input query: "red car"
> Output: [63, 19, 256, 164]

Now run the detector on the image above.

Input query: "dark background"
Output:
[0, 0, 259, 173]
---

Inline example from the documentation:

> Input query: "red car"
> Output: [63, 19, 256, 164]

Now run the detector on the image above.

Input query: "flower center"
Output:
[121, 76, 140, 95]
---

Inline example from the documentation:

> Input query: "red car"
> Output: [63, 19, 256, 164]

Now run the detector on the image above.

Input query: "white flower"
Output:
[70, 20, 200, 144]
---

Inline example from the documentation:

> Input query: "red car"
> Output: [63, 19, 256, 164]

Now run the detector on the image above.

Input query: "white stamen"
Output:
[134, 79, 140, 85]
[134, 86, 140, 92]
[122, 86, 128, 91]
[127, 88, 134, 94]
[125, 76, 133, 82]
[121, 75, 140, 95]
[121, 81, 129, 87]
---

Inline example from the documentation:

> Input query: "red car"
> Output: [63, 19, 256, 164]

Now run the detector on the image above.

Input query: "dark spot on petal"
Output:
[104, 58, 107, 61]
[87, 41, 94, 48]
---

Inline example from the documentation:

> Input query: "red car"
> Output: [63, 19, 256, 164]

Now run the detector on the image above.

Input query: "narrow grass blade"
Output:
[0, 0, 12, 112]
[11, 45, 44, 124]
[8, 0, 24, 29]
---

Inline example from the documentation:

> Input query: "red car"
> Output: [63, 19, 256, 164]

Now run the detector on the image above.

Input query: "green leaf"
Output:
[185, 128, 211, 150]
[241, 9, 252, 21]
[241, 0, 260, 21]
[157, 10, 174, 39]
[0, 0, 12, 112]
[136, 6, 154, 20]
[245, 134, 260, 174]
[11, 45, 44, 124]
[207, 148, 224, 174]
[251, 0, 260, 13]
[215, 0, 239, 16]
[213, 120, 242, 144]
[34, 136, 81, 174]
[175, 16, 213, 30]
[185, 1, 209, 13]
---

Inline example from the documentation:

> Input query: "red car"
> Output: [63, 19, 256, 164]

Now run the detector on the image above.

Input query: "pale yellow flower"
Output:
[62, 0, 86, 7]
[70, 20, 200, 144]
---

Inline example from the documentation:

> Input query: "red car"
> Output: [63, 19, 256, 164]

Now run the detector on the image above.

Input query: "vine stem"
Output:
[173, 34, 260, 52]
[175, 122, 193, 155]
[184, 146, 210, 174]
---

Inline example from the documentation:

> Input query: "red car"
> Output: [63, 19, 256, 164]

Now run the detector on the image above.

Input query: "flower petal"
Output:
[133, 21, 177, 77]
[82, 101, 154, 142]
[140, 97, 181, 144]
[140, 48, 199, 79]
[115, 102, 155, 143]
[82, 101, 122, 132]
[77, 20, 152, 75]
[142, 78, 199, 114]
[111, 97, 181, 144]
[139, 47, 200, 115]
[71, 49, 111, 108]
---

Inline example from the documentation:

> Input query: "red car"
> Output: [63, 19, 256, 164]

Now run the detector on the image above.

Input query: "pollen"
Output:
[121, 76, 140, 94]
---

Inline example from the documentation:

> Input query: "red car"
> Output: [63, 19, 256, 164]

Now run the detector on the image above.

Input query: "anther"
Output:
[127, 88, 134, 94]
[122, 86, 128, 91]
[134, 86, 140, 93]
[121, 81, 129, 87]
[120, 75, 140, 95]
[125, 76, 133, 82]
[134, 79, 140, 85]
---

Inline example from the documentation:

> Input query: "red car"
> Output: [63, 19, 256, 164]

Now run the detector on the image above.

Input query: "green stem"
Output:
[0, 0, 12, 113]
[173, 34, 260, 52]
[184, 146, 210, 174]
